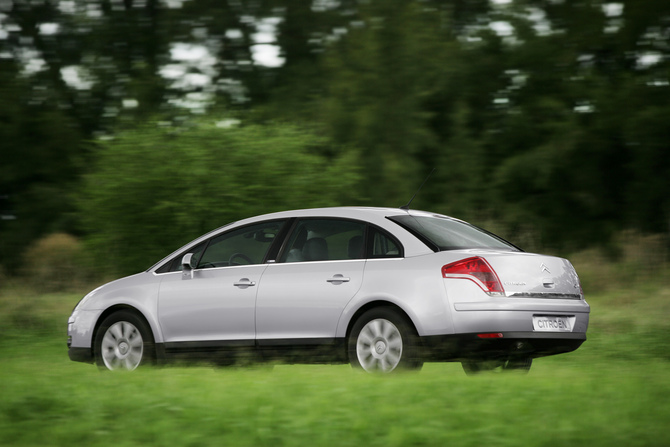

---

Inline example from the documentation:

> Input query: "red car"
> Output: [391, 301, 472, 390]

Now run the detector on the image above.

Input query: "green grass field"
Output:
[1, 278, 669, 446]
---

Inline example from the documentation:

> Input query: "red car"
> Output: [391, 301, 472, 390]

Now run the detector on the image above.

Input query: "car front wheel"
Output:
[348, 308, 422, 373]
[94, 311, 154, 371]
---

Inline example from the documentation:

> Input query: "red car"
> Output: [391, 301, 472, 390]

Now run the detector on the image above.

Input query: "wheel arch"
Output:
[344, 300, 420, 340]
[92, 304, 157, 347]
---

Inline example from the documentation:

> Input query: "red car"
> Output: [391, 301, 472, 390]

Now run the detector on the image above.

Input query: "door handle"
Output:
[234, 278, 256, 288]
[326, 275, 350, 284]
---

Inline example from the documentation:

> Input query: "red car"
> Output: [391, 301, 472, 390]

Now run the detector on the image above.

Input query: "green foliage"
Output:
[2, 357, 670, 447]
[322, 0, 452, 206]
[1, 269, 670, 447]
[20, 233, 91, 292]
[2, 247, 670, 445]
[78, 121, 360, 275]
[624, 104, 670, 232]
[0, 289, 80, 338]
[0, 67, 84, 270]
[2, 0, 670, 270]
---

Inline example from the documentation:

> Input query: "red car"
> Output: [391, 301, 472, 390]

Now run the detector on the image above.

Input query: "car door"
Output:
[255, 218, 367, 343]
[157, 220, 286, 345]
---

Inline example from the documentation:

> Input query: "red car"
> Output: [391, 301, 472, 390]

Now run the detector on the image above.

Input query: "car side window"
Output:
[370, 228, 403, 258]
[197, 220, 285, 269]
[280, 219, 366, 263]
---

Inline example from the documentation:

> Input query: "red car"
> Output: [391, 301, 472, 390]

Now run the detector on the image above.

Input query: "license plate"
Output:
[532, 315, 572, 332]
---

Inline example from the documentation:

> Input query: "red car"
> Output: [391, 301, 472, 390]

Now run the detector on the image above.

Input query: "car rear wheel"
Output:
[95, 311, 154, 371]
[504, 356, 532, 371]
[348, 308, 422, 373]
[461, 357, 532, 375]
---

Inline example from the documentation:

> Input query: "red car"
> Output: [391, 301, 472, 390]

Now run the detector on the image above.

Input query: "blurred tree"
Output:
[625, 104, 670, 234]
[2, 0, 670, 273]
[0, 58, 83, 270]
[445, 0, 670, 248]
[78, 120, 360, 275]
[320, 0, 455, 206]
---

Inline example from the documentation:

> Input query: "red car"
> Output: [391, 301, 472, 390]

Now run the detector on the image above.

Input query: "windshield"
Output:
[389, 215, 520, 252]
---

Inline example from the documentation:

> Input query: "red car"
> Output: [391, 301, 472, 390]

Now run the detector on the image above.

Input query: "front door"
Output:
[158, 264, 268, 344]
[157, 220, 286, 345]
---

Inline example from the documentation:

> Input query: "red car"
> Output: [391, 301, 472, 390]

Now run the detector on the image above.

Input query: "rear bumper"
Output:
[421, 331, 586, 361]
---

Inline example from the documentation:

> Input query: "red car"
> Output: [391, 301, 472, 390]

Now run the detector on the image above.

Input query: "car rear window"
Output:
[388, 215, 520, 252]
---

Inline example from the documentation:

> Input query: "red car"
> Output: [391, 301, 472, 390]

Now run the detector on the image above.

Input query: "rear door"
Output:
[255, 218, 367, 342]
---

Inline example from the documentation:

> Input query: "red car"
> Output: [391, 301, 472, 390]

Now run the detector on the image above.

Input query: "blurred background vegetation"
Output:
[1, 0, 669, 278]
[1, 4, 669, 443]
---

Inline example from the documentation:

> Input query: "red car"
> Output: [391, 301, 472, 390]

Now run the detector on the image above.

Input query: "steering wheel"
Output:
[228, 253, 254, 266]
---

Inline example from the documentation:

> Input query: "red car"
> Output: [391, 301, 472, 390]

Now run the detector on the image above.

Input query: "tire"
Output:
[461, 359, 498, 375]
[503, 356, 532, 372]
[461, 357, 532, 375]
[348, 307, 422, 373]
[94, 310, 155, 371]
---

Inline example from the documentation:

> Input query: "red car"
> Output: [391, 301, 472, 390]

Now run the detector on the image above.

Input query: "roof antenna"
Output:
[400, 168, 435, 210]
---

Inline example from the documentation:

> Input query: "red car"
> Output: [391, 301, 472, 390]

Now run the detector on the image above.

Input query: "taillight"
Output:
[442, 256, 505, 296]
[477, 333, 504, 339]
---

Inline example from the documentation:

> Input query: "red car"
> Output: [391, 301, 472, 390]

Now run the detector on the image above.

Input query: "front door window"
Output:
[198, 220, 285, 269]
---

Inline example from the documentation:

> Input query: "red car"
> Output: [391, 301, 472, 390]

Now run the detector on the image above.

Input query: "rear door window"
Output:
[369, 227, 402, 258]
[279, 219, 366, 263]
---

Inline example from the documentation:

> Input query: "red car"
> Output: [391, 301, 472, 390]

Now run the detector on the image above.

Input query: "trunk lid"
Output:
[460, 250, 583, 299]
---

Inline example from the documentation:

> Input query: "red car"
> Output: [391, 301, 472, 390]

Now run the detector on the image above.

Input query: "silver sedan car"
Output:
[68, 207, 590, 373]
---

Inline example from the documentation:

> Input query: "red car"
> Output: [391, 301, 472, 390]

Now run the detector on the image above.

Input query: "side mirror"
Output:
[181, 253, 197, 279]
[182, 253, 197, 269]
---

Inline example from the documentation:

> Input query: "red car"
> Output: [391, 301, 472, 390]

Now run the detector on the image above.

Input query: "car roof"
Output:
[239, 206, 446, 222]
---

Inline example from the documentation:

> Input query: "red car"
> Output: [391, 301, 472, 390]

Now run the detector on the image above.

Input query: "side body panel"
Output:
[336, 256, 454, 338]
[255, 260, 365, 341]
[68, 273, 163, 349]
[157, 264, 268, 343]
